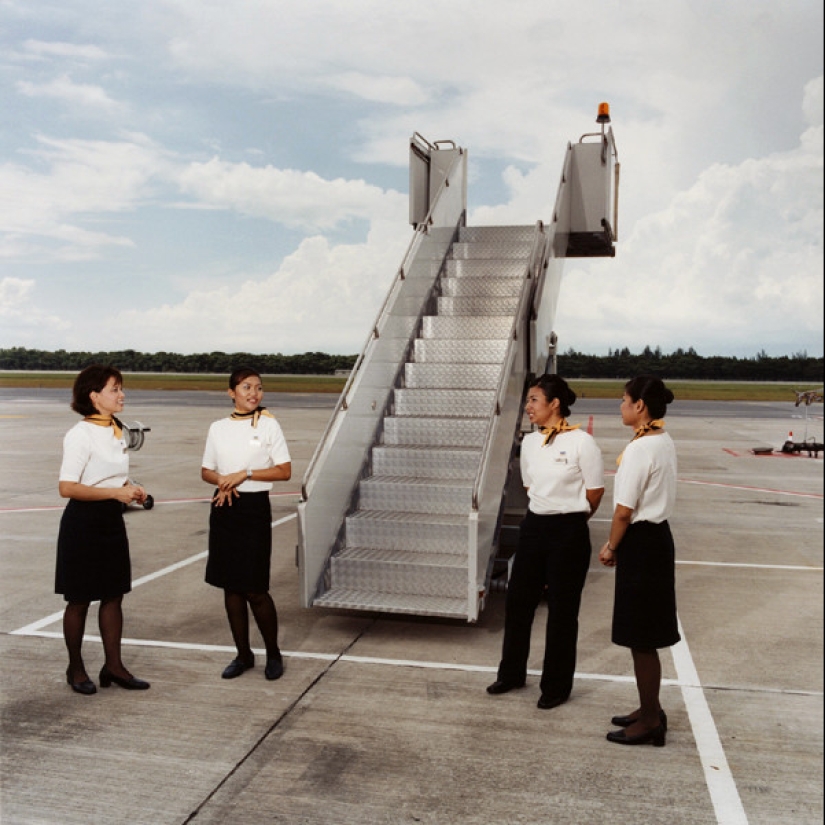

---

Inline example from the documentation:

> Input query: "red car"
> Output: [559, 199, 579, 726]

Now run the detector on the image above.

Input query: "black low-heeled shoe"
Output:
[537, 693, 569, 710]
[221, 657, 255, 679]
[99, 666, 150, 690]
[264, 657, 284, 681]
[486, 680, 525, 695]
[606, 724, 666, 747]
[66, 668, 97, 695]
[611, 709, 668, 730]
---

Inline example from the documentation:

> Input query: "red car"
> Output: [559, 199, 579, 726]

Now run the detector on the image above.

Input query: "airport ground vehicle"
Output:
[298, 107, 619, 621]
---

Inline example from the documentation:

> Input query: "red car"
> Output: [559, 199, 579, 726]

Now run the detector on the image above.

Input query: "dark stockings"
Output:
[99, 596, 129, 677]
[623, 647, 663, 735]
[64, 602, 90, 682]
[63, 595, 130, 681]
[224, 590, 281, 661]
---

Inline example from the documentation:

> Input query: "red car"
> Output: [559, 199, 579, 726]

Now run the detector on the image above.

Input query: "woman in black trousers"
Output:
[487, 375, 604, 709]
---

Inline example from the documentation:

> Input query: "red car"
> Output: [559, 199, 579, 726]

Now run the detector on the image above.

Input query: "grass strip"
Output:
[0, 373, 816, 402]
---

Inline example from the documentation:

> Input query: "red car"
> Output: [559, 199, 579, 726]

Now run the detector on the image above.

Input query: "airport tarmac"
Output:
[0, 387, 822, 825]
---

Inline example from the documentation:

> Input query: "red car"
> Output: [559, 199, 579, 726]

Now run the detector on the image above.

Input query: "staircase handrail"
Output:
[301, 148, 467, 502]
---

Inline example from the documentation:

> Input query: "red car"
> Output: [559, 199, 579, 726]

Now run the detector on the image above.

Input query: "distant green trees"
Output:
[557, 347, 822, 382]
[0, 348, 357, 375]
[0, 346, 821, 381]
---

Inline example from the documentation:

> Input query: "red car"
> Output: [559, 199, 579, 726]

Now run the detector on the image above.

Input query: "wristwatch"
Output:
[246, 468, 253, 479]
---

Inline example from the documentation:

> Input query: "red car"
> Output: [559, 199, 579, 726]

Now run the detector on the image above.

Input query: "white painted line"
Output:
[10, 513, 297, 636]
[671, 615, 749, 825]
[132, 551, 208, 588]
[10, 612, 66, 636]
[677, 560, 822, 572]
[678, 478, 822, 500]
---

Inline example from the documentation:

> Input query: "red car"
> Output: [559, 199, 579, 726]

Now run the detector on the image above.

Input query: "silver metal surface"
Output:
[403, 363, 501, 390]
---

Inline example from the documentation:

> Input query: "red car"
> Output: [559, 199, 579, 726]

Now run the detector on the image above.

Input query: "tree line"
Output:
[557, 346, 822, 382]
[0, 346, 821, 382]
[0, 348, 356, 375]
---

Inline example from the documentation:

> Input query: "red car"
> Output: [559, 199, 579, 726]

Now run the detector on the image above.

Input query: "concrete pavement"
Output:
[0, 388, 822, 825]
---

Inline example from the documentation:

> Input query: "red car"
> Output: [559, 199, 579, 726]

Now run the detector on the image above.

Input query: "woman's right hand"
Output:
[599, 543, 616, 567]
[115, 482, 146, 505]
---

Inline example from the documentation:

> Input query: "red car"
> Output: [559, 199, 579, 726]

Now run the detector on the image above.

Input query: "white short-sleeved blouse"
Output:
[202, 416, 291, 493]
[59, 421, 129, 488]
[613, 432, 677, 523]
[520, 428, 604, 515]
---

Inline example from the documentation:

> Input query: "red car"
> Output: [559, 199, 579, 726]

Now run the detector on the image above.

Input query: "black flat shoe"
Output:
[537, 694, 568, 710]
[611, 709, 668, 730]
[99, 666, 150, 690]
[486, 680, 525, 695]
[221, 657, 254, 679]
[66, 668, 97, 695]
[264, 657, 284, 681]
[606, 724, 666, 747]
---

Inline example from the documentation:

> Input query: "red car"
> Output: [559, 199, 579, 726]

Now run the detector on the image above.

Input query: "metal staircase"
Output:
[312, 226, 536, 618]
[298, 114, 619, 621]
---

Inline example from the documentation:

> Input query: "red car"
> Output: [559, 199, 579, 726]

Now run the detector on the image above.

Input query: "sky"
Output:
[1, 0, 822, 359]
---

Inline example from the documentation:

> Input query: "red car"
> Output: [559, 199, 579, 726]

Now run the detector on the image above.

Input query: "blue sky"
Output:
[1, 0, 822, 357]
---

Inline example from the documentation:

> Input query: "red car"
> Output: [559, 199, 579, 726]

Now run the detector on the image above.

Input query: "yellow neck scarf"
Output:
[616, 419, 665, 465]
[230, 406, 274, 429]
[539, 418, 580, 446]
[84, 414, 123, 439]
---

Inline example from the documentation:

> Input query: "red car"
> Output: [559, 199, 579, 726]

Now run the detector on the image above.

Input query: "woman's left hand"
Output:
[212, 471, 245, 506]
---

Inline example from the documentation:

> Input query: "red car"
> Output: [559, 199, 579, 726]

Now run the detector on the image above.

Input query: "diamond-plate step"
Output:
[312, 588, 469, 618]
[394, 388, 495, 417]
[413, 338, 509, 364]
[450, 242, 533, 260]
[458, 225, 537, 244]
[436, 295, 520, 316]
[330, 548, 467, 597]
[421, 316, 513, 340]
[345, 510, 468, 553]
[383, 416, 488, 447]
[404, 363, 500, 390]
[441, 277, 523, 298]
[358, 476, 473, 515]
[372, 445, 480, 478]
[443, 259, 527, 278]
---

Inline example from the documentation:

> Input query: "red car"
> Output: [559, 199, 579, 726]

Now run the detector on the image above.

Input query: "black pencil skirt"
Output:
[205, 491, 272, 593]
[55, 499, 132, 602]
[611, 520, 681, 649]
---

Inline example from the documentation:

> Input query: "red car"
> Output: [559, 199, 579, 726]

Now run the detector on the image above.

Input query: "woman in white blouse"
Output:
[201, 367, 291, 682]
[599, 375, 679, 747]
[487, 374, 604, 710]
[56, 365, 150, 695]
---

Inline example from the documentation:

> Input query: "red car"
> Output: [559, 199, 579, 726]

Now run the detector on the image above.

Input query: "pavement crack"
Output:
[181, 618, 376, 823]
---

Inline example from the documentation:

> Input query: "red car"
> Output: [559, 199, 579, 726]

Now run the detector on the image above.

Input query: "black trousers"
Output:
[497, 510, 592, 699]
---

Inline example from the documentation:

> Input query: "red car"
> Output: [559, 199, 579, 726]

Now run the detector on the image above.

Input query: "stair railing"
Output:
[298, 146, 468, 608]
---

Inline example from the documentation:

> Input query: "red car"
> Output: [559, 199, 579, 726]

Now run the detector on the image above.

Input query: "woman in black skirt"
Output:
[201, 367, 291, 681]
[599, 376, 679, 746]
[56, 365, 150, 695]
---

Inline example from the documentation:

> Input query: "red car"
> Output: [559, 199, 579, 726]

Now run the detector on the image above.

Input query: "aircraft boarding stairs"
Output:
[298, 116, 619, 622]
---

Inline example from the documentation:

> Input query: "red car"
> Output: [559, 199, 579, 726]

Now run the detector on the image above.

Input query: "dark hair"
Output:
[624, 375, 675, 419]
[229, 366, 262, 390]
[71, 364, 123, 416]
[529, 374, 577, 418]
